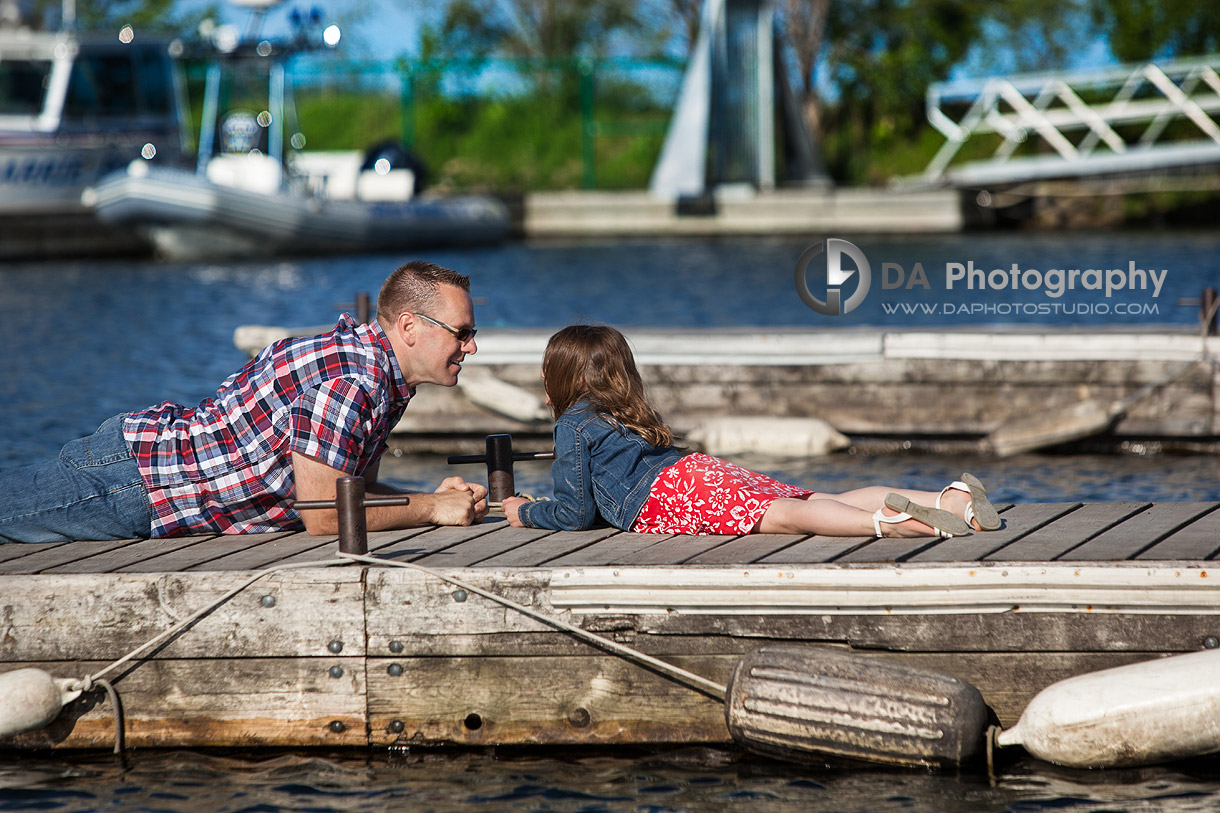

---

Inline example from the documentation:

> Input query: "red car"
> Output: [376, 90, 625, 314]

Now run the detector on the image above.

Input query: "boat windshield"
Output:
[64, 49, 175, 120]
[0, 59, 52, 116]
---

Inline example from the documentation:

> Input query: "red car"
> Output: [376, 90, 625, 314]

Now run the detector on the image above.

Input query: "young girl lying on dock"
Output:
[503, 325, 1001, 538]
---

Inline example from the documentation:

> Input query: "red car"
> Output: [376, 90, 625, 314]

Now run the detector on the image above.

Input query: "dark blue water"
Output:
[2, 747, 1219, 812]
[2, 231, 1219, 468]
[2, 233, 1220, 809]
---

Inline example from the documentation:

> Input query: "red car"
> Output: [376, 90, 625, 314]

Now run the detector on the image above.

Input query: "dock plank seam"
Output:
[0, 539, 74, 566]
[530, 530, 643, 566]
[1052, 503, 1183, 561]
[0, 537, 153, 575]
[912, 503, 1079, 563]
[686, 534, 811, 565]
[1132, 503, 1220, 561]
[1059, 502, 1220, 561]
[424, 528, 559, 567]
[389, 523, 505, 564]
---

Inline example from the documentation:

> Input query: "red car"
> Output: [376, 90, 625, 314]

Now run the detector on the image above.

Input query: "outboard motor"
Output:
[360, 140, 428, 193]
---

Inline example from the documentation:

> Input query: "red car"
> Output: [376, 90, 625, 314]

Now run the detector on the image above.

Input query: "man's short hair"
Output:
[377, 260, 470, 323]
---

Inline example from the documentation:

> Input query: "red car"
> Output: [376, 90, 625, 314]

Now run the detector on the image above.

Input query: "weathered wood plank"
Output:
[1063, 502, 1219, 561]
[367, 653, 733, 746]
[0, 538, 149, 574]
[362, 564, 1220, 657]
[1136, 508, 1220, 560]
[5, 658, 367, 750]
[758, 536, 873, 564]
[366, 650, 1162, 744]
[0, 569, 366, 660]
[414, 527, 555, 567]
[0, 540, 73, 566]
[913, 651, 1158, 728]
[545, 532, 676, 566]
[632, 612, 1220, 655]
[189, 532, 341, 571]
[39, 536, 221, 574]
[686, 534, 806, 564]
[475, 528, 622, 567]
[365, 569, 559, 658]
[614, 534, 738, 565]
[263, 528, 438, 568]
[115, 533, 292, 573]
[985, 503, 1149, 561]
[368, 523, 503, 562]
[910, 503, 1082, 562]
[835, 536, 940, 563]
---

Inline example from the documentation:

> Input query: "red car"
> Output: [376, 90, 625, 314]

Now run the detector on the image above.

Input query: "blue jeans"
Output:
[0, 414, 153, 543]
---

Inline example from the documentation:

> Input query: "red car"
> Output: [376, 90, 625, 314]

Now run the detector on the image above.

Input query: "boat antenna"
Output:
[243, 7, 266, 40]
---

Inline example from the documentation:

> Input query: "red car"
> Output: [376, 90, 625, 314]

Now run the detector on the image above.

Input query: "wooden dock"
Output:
[2, 501, 1218, 752]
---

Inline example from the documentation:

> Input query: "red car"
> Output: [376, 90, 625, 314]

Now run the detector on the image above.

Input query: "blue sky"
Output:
[205, 0, 420, 60]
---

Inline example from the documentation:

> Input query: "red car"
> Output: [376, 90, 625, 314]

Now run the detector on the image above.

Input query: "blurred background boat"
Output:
[82, 0, 510, 260]
[0, 16, 189, 258]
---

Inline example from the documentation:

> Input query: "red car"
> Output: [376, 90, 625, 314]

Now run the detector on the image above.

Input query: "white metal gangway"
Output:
[920, 55, 1220, 187]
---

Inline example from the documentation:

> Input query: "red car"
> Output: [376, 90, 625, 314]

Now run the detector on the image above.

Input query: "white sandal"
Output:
[936, 472, 1001, 531]
[874, 493, 972, 538]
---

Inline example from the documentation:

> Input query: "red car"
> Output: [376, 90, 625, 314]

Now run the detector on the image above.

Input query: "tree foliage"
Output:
[1089, 0, 1220, 62]
[26, 0, 220, 35]
[416, 0, 662, 63]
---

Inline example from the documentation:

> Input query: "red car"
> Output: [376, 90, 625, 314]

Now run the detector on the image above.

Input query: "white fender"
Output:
[457, 368, 550, 423]
[997, 649, 1220, 768]
[0, 668, 83, 739]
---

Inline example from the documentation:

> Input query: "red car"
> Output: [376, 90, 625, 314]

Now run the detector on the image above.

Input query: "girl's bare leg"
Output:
[755, 496, 937, 537]
[823, 485, 975, 528]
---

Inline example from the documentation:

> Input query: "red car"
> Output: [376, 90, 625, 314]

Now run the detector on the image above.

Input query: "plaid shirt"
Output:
[123, 315, 413, 537]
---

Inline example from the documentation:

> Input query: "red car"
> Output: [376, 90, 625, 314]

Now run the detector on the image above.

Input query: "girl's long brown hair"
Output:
[542, 325, 674, 448]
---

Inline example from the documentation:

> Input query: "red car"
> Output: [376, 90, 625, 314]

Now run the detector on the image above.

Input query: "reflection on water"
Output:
[1, 748, 1218, 813]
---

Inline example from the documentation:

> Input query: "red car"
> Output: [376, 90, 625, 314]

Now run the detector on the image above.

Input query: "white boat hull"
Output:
[87, 164, 512, 259]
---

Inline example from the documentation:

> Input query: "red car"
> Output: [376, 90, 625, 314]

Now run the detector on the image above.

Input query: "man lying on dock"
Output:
[0, 260, 488, 543]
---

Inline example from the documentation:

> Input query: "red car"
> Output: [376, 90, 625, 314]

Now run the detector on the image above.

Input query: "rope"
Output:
[66, 555, 353, 753]
[339, 552, 728, 701]
[47, 549, 727, 755]
[83, 557, 349, 685]
[95, 679, 124, 755]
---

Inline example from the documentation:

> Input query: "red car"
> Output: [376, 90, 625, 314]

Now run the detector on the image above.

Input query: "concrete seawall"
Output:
[520, 188, 963, 237]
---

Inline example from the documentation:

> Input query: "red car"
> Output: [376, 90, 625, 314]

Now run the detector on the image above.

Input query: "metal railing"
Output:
[922, 55, 1220, 186]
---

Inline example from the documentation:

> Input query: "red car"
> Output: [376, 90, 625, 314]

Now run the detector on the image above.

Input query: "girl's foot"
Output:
[937, 473, 1001, 531]
[873, 495, 972, 538]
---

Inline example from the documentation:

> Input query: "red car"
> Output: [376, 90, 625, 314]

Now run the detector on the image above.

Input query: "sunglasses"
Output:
[413, 312, 477, 344]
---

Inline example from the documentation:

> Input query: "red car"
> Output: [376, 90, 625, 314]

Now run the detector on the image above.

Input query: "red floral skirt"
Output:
[632, 453, 814, 536]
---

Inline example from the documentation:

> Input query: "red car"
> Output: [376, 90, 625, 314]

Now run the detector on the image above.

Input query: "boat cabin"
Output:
[0, 28, 189, 213]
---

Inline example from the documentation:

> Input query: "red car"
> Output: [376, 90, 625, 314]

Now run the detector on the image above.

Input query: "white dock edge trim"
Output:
[236, 326, 1220, 365]
[885, 332, 1220, 362]
[548, 563, 1220, 615]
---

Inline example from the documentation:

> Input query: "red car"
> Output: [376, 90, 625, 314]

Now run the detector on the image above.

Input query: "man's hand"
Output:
[433, 476, 489, 524]
[292, 452, 488, 534]
[502, 496, 527, 527]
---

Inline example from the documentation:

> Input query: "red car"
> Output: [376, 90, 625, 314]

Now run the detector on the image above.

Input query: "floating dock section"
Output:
[2, 502, 1218, 751]
[232, 327, 1220, 454]
[521, 188, 963, 237]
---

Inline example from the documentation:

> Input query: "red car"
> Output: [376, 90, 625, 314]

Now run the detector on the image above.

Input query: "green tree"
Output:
[1089, 0, 1220, 61]
[27, 0, 220, 34]
[417, 0, 660, 63]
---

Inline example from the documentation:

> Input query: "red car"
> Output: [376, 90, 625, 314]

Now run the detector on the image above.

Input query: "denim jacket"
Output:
[517, 401, 683, 531]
